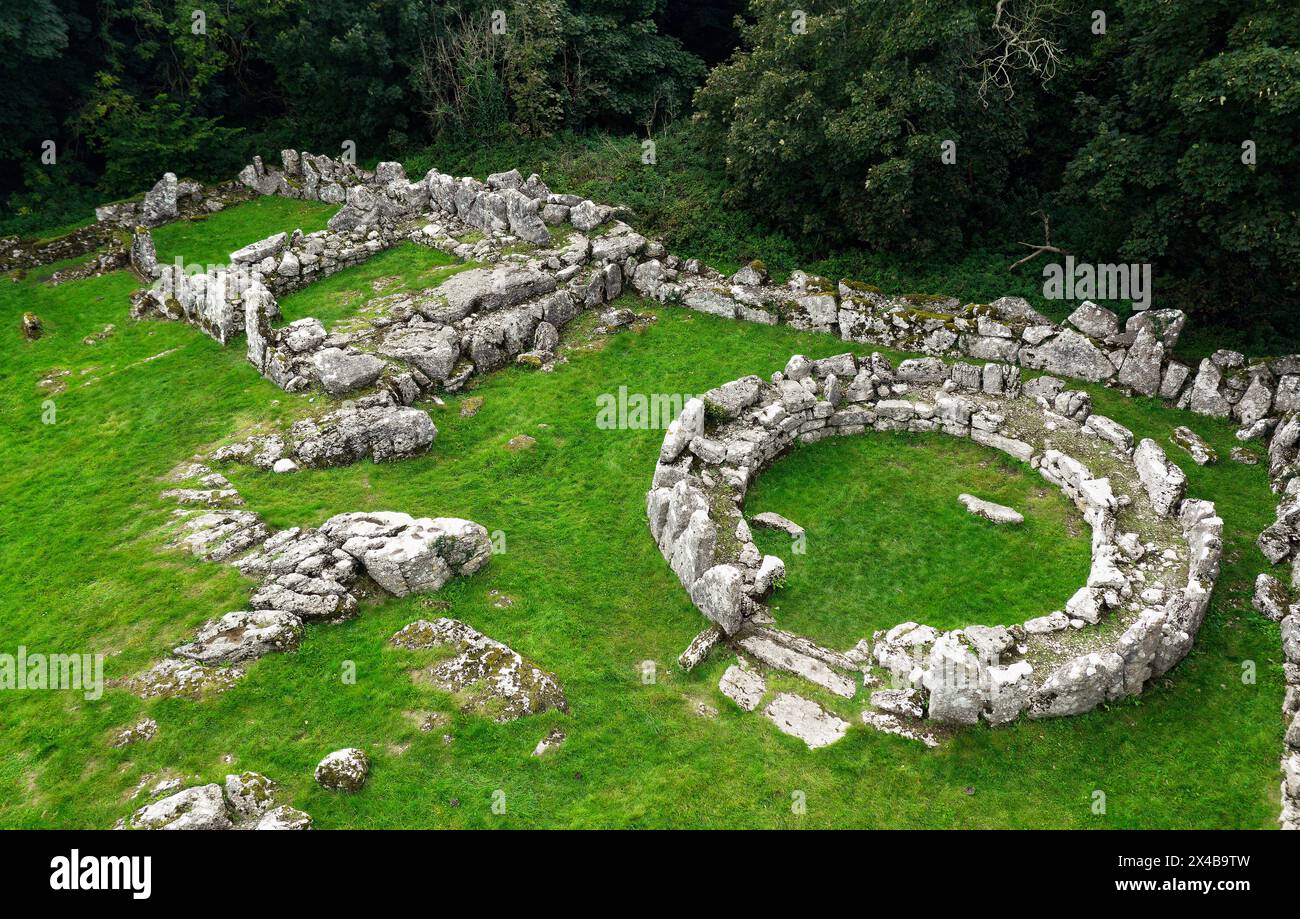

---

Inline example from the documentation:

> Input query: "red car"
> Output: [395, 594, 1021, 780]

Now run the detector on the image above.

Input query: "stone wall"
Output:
[648, 351, 1221, 730]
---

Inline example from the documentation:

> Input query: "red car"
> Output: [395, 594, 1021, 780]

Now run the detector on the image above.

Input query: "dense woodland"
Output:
[3, 1, 1297, 342]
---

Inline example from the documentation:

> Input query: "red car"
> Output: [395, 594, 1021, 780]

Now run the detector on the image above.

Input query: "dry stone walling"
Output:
[81, 147, 1292, 817]
[648, 351, 1222, 750]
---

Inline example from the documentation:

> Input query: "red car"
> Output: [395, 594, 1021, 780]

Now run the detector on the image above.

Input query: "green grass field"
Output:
[0, 200, 1286, 828]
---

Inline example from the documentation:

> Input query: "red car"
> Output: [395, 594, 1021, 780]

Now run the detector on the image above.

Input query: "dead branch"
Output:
[975, 0, 1066, 107]
[1008, 210, 1068, 270]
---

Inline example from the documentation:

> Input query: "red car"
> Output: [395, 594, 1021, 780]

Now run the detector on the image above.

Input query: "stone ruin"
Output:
[29, 143, 1295, 825]
[117, 456, 493, 700]
[649, 351, 1221, 748]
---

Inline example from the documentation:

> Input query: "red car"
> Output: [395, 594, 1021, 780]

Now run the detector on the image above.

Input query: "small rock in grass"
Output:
[110, 718, 158, 747]
[272, 457, 298, 474]
[532, 727, 566, 756]
[255, 805, 312, 830]
[750, 511, 804, 538]
[506, 434, 536, 451]
[958, 493, 1024, 525]
[1230, 447, 1258, 465]
[1171, 426, 1217, 465]
[459, 396, 484, 417]
[315, 748, 369, 791]
[21, 312, 43, 341]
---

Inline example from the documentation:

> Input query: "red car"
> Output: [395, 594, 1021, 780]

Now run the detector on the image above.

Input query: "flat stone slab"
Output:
[762, 693, 849, 749]
[750, 511, 804, 538]
[861, 710, 940, 748]
[735, 635, 857, 698]
[719, 664, 766, 711]
[958, 493, 1024, 525]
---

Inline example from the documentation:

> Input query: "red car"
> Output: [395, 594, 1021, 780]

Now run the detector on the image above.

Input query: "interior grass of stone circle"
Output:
[0, 199, 1284, 829]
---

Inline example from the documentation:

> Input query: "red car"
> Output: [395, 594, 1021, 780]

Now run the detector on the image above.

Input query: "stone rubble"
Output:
[125, 460, 493, 698]
[123, 771, 310, 830]
[389, 618, 568, 722]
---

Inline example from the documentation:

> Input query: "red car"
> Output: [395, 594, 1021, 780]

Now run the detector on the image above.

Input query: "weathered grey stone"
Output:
[1253, 574, 1289, 622]
[702, 375, 763, 418]
[1083, 414, 1135, 453]
[1171, 426, 1217, 465]
[1067, 301, 1119, 339]
[320, 512, 491, 596]
[690, 564, 746, 634]
[984, 660, 1033, 725]
[870, 688, 924, 719]
[141, 172, 179, 226]
[311, 348, 386, 395]
[1028, 651, 1123, 718]
[762, 693, 849, 749]
[958, 493, 1023, 525]
[129, 784, 231, 830]
[1134, 439, 1186, 516]
[719, 663, 766, 711]
[1021, 328, 1116, 382]
[751, 511, 804, 538]
[736, 634, 856, 698]
[224, 771, 276, 822]
[255, 805, 313, 830]
[923, 634, 983, 725]
[378, 324, 460, 382]
[174, 610, 304, 665]
[683, 288, 738, 319]
[315, 748, 369, 791]
[389, 618, 567, 720]
[1186, 360, 1232, 417]
[1117, 325, 1164, 396]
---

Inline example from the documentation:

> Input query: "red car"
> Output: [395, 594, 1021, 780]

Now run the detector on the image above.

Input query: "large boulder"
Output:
[128, 784, 232, 830]
[311, 348, 386, 395]
[1020, 328, 1117, 382]
[1066, 301, 1120, 339]
[319, 512, 491, 596]
[503, 187, 551, 245]
[141, 173, 179, 226]
[378, 325, 460, 382]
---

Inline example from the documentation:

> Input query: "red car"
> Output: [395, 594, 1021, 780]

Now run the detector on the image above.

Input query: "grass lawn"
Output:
[748, 433, 1092, 645]
[276, 242, 472, 328]
[0, 200, 1287, 829]
[151, 196, 336, 267]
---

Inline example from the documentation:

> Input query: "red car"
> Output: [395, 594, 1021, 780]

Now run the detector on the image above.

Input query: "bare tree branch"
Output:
[1008, 210, 1068, 270]
[974, 0, 1066, 107]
